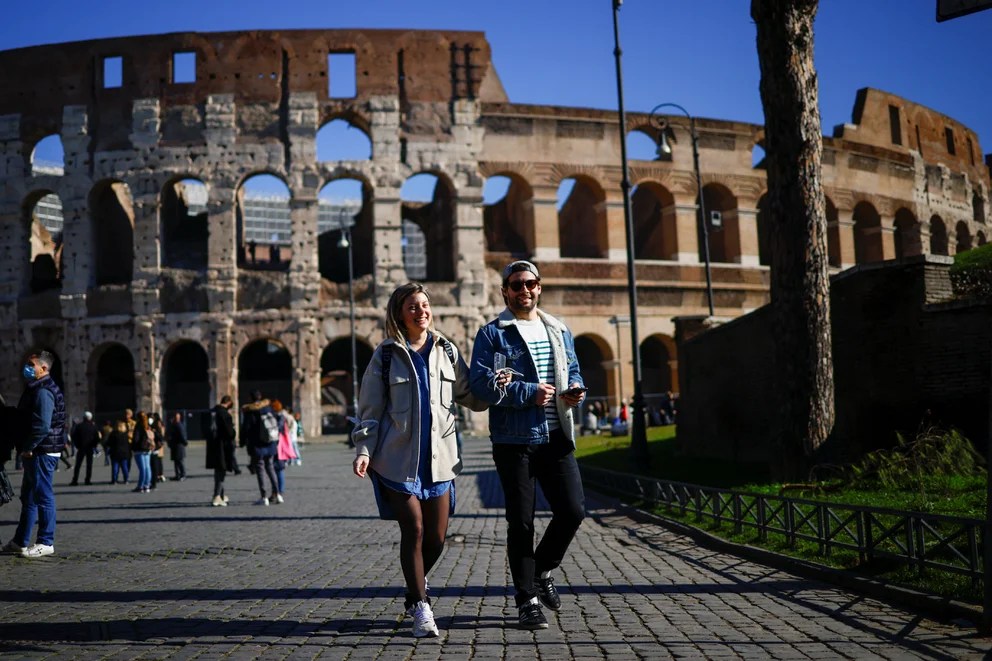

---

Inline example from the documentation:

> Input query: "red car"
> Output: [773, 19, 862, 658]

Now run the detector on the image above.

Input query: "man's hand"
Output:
[534, 383, 556, 407]
[561, 382, 586, 408]
[353, 455, 369, 478]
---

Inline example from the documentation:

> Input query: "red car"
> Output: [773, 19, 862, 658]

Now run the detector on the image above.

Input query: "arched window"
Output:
[238, 339, 293, 408]
[641, 335, 676, 395]
[626, 129, 658, 161]
[853, 201, 883, 263]
[91, 344, 136, 418]
[558, 176, 607, 259]
[632, 182, 675, 260]
[483, 174, 534, 257]
[161, 341, 211, 413]
[316, 118, 372, 161]
[318, 178, 371, 284]
[320, 338, 374, 430]
[401, 173, 455, 281]
[929, 216, 948, 256]
[700, 183, 739, 264]
[573, 335, 610, 410]
[956, 221, 973, 254]
[161, 178, 208, 271]
[24, 191, 64, 293]
[893, 208, 918, 259]
[31, 134, 65, 176]
[90, 181, 134, 286]
[238, 174, 291, 271]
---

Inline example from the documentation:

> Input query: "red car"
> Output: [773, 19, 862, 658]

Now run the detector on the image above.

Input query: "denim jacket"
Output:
[470, 308, 583, 446]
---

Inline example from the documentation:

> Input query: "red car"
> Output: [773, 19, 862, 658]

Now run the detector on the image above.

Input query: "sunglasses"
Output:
[507, 279, 540, 292]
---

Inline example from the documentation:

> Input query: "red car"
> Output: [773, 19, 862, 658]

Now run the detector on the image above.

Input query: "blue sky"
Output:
[5, 0, 990, 190]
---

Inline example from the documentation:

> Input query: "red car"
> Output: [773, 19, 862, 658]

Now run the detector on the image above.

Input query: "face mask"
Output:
[22, 364, 36, 381]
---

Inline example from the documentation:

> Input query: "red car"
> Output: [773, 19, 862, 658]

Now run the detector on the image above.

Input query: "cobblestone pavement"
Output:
[1, 437, 990, 660]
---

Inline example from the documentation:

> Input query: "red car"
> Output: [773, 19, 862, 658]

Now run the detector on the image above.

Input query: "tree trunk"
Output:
[751, 0, 834, 480]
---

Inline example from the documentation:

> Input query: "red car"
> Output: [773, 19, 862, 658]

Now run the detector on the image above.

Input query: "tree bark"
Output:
[751, 0, 834, 480]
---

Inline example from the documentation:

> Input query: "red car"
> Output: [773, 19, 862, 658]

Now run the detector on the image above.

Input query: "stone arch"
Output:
[893, 208, 919, 259]
[557, 175, 607, 259]
[237, 173, 292, 271]
[316, 117, 372, 161]
[574, 334, 611, 411]
[160, 340, 211, 414]
[930, 215, 948, 256]
[89, 343, 136, 419]
[318, 177, 373, 283]
[89, 180, 135, 286]
[401, 172, 455, 281]
[160, 177, 208, 271]
[852, 201, 883, 264]
[320, 337, 375, 428]
[483, 173, 535, 257]
[825, 196, 841, 267]
[22, 190, 64, 293]
[973, 191, 986, 224]
[31, 134, 64, 175]
[956, 221, 973, 253]
[237, 338, 293, 407]
[700, 182, 739, 263]
[631, 181, 676, 260]
[641, 334, 677, 397]
[626, 128, 658, 161]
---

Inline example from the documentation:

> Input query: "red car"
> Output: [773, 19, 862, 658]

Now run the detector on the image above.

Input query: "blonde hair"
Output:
[384, 282, 434, 342]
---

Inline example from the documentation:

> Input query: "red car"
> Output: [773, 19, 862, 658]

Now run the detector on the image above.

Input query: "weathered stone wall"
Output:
[677, 256, 992, 463]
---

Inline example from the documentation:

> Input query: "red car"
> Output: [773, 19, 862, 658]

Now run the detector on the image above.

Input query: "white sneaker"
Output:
[21, 543, 54, 558]
[2, 540, 26, 554]
[222, 495, 230, 503]
[211, 495, 227, 507]
[410, 601, 439, 638]
[274, 493, 284, 504]
[255, 496, 270, 506]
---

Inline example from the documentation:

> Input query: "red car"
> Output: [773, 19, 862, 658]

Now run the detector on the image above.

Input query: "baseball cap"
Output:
[84, 411, 93, 420]
[502, 260, 540, 284]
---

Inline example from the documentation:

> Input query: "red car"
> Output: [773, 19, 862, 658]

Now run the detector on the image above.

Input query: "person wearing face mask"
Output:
[3, 351, 67, 558]
[351, 282, 498, 639]
[469, 260, 587, 631]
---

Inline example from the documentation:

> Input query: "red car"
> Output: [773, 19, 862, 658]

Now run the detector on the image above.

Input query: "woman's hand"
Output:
[353, 455, 369, 478]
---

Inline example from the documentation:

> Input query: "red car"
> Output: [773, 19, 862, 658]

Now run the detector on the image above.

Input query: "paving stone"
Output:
[0, 437, 989, 659]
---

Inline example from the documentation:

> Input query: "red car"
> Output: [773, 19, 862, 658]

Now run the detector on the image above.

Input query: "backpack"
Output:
[260, 410, 280, 444]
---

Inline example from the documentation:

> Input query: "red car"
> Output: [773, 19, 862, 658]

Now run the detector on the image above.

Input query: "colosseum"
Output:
[0, 29, 988, 437]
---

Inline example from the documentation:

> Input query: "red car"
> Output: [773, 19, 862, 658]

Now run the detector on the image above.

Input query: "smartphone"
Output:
[493, 353, 506, 373]
[559, 386, 588, 397]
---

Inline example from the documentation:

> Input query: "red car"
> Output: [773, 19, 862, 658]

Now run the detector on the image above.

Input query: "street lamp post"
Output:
[650, 104, 715, 317]
[338, 226, 359, 431]
[611, 0, 649, 466]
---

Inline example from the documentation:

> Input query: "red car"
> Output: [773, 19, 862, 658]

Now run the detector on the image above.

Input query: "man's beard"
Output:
[507, 291, 539, 313]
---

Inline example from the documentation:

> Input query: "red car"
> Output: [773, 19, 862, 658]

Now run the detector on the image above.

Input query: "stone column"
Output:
[0, 114, 25, 318]
[673, 202, 702, 263]
[735, 206, 760, 266]
[831, 207, 857, 268]
[287, 92, 320, 311]
[59, 105, 92, 320]
[204, 95, 238, 313]
[531, 190, 560, 263]
[294, 316, 322, 439]
[605, 198, 627, 262]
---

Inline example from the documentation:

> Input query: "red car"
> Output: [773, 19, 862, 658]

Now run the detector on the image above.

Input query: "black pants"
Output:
[254, 455, 278, 496]
[72, 450, 93, 484]
[492, 428, 586, 607]
[213, 467, 225, 498]
[173, 458, 186, 480]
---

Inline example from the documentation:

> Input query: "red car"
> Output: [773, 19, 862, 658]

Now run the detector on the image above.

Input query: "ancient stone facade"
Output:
[0, 30, 988, 435]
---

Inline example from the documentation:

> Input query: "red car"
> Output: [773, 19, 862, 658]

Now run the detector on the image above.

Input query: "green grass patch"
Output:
[577, 426, 987, 604]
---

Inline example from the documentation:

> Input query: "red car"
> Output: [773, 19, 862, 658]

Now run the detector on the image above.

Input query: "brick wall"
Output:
[677, 256, 992, 463]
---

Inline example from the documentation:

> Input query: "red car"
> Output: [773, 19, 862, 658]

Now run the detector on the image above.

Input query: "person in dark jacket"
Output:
[3, 351, 66, 558]
[241, 390, 280, 506]
[166, 412, 188, 481]
[206, 395, 237, 506]
[69, 411, 101, 486]
[106, 420, 131, 485]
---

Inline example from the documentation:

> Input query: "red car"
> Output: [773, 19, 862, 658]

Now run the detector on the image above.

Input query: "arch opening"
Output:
[161, 178, 208, 271]
[558, 177, 607, 259]
[90, 181, 135, 286]
[237, 174, 292, 271]
[401, 173, 455, 281]
[483, 174, 535, 257]
[238, 339, 293, 408]
[316, 118, 372, 161]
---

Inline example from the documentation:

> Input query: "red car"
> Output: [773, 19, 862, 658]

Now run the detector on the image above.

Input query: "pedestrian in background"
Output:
[241, 391, 280, 506]
[352, 282, 493, 639]
[131, 412, 155, 493]
[166, 411, 188, 481]
[206, 395, 237, 506]
[69, 411, 100, 486]
[106, 420, 131, 485]
[149, 413, 166, 486]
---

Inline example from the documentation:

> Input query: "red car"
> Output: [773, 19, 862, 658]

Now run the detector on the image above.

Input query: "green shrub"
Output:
[949, 242, 992, 297]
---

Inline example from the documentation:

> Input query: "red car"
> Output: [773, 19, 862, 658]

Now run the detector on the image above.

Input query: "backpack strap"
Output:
[438, 337, 456, 368]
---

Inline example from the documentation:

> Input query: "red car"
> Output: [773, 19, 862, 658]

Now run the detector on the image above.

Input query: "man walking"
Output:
[69, 411, 100, 486]
[166, 412, 188, 481]
[3, 351, 67, 558]
[470, 260, 587, 630]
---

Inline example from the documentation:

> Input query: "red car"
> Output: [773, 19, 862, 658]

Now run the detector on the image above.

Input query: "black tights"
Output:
[382, 487, 450, 605]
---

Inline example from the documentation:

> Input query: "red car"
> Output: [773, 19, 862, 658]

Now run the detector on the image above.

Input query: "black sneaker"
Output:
[536, 577, 561, 611]
[518, 600, 548, 630]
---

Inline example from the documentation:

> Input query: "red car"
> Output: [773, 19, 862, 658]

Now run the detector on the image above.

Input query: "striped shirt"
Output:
[515, 319, 559, 431]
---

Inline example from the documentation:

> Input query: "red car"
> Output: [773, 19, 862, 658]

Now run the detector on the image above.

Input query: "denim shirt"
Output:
[469, 308, 583, 446]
